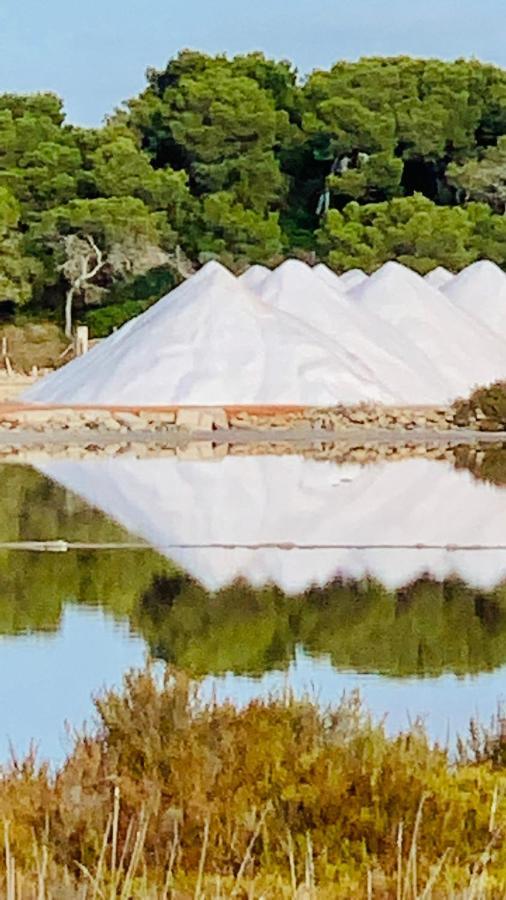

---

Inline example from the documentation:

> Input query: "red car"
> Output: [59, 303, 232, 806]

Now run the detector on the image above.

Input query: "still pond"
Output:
[1, 447, 506, 764]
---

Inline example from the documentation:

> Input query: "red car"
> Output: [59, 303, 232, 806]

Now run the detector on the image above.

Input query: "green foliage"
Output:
[456, 381, 506, 429]
[198, 192, 283, 265]
[316, 193, 506, 273]
[135, 570, 506, 678]
[4, 54, 506, 328]
[83, 264, 177, 336]
[83, 299, 148, 337]
[0, 187, 34, 304]
[129, 52, 288, 212]
[0, 465, 176, 628]
[29, 197, 172, 330]
[89, 132, 191, 219]
[302, 57, 506, 205]
[448, 135, 506, 212]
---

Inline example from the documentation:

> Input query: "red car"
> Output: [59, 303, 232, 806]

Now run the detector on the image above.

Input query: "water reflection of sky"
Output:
[0, 605, 504, 766]
[0, 607, 146, 767]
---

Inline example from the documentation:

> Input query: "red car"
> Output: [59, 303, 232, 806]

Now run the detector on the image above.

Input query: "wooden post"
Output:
[74, 326, 89, 357]
[1, 337, 12, 377]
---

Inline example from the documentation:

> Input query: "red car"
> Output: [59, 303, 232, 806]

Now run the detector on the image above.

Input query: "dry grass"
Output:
[0, 669, 506, 897]
[0, 323, 66, 373]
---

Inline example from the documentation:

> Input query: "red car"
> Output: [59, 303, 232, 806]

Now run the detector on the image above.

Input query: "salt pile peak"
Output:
[313, 263, 347, 294]
[350, 261, 506, 397]
[24, 261, 392, 407]
[424, 266, 453, 289]
[442, 260, 506, 339]
[253, 259, 450, 403]
[339, 268, 369, 289]
[238, 264, 270, 291]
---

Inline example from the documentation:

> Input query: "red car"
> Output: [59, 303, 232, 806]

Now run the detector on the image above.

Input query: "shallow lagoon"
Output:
[1, 447, 506, 763]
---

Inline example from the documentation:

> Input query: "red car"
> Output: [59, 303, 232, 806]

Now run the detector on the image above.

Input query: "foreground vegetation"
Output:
[0, 669, 505, 897]
[3, 54, 506, 336]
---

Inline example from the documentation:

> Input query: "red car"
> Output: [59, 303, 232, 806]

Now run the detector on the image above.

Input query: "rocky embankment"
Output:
[0, 402, 501, 435]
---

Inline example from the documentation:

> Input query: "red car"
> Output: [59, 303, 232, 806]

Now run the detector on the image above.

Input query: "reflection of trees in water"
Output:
[135, 572, 506, 678]
[0, 466, 174, 635]
[4, 462, 506, 677]
[454, 445, 506, 487]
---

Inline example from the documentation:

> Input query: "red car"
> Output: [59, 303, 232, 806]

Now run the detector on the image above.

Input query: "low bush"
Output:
[455, 381, 506, 430]
[83, 299, 150, 338]
[0, 669, 506, 896]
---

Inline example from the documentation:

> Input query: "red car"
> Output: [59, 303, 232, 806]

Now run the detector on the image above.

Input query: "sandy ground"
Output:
[0, 373, 38, 402]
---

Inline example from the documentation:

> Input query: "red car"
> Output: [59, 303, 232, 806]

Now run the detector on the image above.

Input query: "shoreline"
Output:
[0, 400, 504, 461]
[0, 427, 504, 466]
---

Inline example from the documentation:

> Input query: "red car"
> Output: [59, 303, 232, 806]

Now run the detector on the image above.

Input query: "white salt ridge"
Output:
[253, 259, 450, 404]
[38, 455, 506, 595]
[350, 261, 506, 399]
[238, 264, 270, 291]
[424, 266, 453, 289]
[339, 268, 369, 289]
[24, 261, 392, 407]
[442, 260, 506, 340]
[313, 263, 347, 295]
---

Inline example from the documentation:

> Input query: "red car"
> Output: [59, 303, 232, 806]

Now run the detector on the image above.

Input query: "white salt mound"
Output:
[442, 260, 506, 340]
[238, 264, 270, 291]
[23, 262, 392, 407]
[252, 259, 450, 403]
[339, 268, 369, 289]
[424, 266, 453, 289]
[313, 263, 347, 295]
[350, 261, 506, 398]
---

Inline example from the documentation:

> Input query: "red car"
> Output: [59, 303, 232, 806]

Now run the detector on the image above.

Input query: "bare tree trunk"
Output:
[65, 285, 75, 338]
[62, 235, 105, 339]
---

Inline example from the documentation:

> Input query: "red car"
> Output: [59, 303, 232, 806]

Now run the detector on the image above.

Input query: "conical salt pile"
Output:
[24, 261, 391, 406]
[339, 268, 369, 289]
[238, 264, 270, 291]
[350, 261, 506, 397]
[251, 259, 449, 403]
[442, 260, 506, 339]
[313, 263, 347, 294]
[424, 266, 453, 289]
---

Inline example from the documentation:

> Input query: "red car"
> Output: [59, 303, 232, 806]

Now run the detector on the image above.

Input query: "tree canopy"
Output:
[2, 54, 506, 332]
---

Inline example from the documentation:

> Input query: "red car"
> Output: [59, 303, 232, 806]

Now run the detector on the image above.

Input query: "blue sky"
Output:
[1, 0, 505, 125]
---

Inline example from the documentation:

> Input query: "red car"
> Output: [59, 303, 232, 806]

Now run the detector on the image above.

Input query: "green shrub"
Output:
[83, 299, 150, 337]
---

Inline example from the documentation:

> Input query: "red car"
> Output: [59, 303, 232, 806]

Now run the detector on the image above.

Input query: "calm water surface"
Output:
[1, 449, 506, 764]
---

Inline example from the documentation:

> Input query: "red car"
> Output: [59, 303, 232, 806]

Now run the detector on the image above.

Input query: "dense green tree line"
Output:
[2, 53, 506, 333]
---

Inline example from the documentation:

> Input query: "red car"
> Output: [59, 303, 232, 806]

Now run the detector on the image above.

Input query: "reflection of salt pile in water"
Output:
[39, 455, 506, 595]
[24, 262, 390, 406]
[249, 260, 448, 403]
[424, 266, 453, 289]
[23, 256, 506, 407]
[350, 261, 506, 397]
[443, 260, 506, 340]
